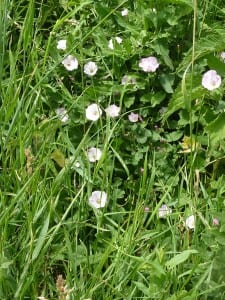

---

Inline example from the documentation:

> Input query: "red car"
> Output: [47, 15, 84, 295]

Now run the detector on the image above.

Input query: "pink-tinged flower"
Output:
[62, 55, 78, 71]
[212, 218, 219, 226]
[202, 70, 221, 91]
[85, 104, 102, 121]
[89, 191, 107, 209]
[121, 75, 136, 85]
[84, 61, 98, 76]
[108, 37, 123, 49]
[57, 39, 67, 50]
[185, 215, 195, 229]
[144, 207, 150, 212]
[121, 8, 128, 16]
[128, 112, 139, 123]
[105, 104, 120, 118]
[55, 107, 69, 123]
[87, 147, 102, 162]
[220, 52, 225, 62]
[139, 56, 159, 72]
[158, 204, 172, 218]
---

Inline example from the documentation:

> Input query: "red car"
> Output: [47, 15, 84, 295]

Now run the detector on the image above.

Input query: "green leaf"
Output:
[215, 233, 225, 246]
[151, 260, 166, 276]
[165, 249, 198, 269]
[110, 146, 130, 177]
[152, 40, 174, 70]
[159, 74, 174, 93]
[124, 96, 135, 108]
[0, 261, 13, 269]
[141, 92, 166, 106]
[22, 0, 34, 51]
[161, 0, 193, 8]
[178, 27, 225, 73]
[59, 0, 69, 10]
[133, 281, 150, 296]
[151, 92, 166, 107]
[206, 54, 225, 77]
[206, 113, 225, 146]
[32, 215, 50, 262]
[163, 74, 203, 120]
[166, 131, 183, 142]
[51, 149, 66, 168]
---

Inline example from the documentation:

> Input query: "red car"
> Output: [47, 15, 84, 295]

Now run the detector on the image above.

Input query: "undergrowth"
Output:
[1, 0, 225, 299]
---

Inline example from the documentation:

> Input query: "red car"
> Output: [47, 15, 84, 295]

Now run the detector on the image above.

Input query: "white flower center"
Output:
[96, 198, 101, 204]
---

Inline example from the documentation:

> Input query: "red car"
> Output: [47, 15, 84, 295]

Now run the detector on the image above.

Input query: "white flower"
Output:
[55, 107, 69, 123]
[105, 104, 120, 118]
[87, 147, 102, 162]
[128, 112, 139, 123]
[220, 51, 225, 62]
[185, 215, 195, 229]
[139, 56, 159, 72]
[108, 37, 123, 49]
[89, 191, 107, 209]
[121, 8, 128, 16]
[85, 103, 102, 121]
[116, 37, 123, 44]
[84, 61, 98, 76]
[158, 204, 172, 218]
[74, 161, 81, 168]
[67, 157, 81, 168]
[202, 70, 222, 91]
[57, 39, 67, 50]
[108, 39, 114, 50]
[62, 55, 78, 71]
[121, 75, 136, 85]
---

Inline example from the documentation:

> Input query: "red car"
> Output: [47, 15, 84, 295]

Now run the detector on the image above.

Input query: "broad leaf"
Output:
[206, 54, 225, 77]
[163, 74, 203, 120]
[206, 113, 225, 146]
[166, 249, 198, 269]
[51, 149, 66, 168]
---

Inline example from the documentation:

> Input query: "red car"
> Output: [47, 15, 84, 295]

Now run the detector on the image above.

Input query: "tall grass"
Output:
[1, 0, 225, 299]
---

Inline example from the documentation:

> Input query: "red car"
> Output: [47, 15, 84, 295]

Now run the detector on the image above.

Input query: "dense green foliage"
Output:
[1, 0, 225, 299]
